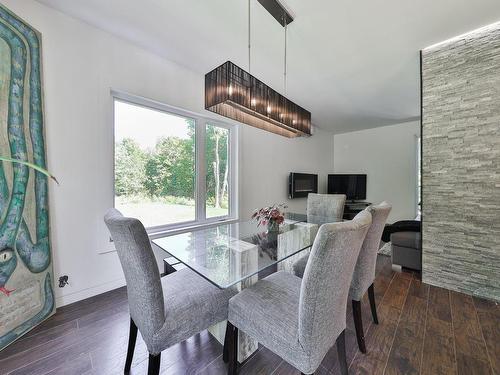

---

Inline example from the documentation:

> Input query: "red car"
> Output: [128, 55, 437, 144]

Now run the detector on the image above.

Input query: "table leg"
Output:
[208, 319, 258, 363]
[208, 245, 259, 362]
[208, 222, 317, 362]
[277, 222, 318, 273]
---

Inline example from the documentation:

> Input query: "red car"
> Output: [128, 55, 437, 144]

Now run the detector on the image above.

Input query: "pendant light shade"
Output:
[205, 61, 311, 137]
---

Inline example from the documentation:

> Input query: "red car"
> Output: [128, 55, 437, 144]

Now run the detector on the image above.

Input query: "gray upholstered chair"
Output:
[307, 193, 346, 224]
[292, 202, 392, 354]
[104, 209, 236, 375]
[225, 211, 372, 375]
[348, 202, 391, 353]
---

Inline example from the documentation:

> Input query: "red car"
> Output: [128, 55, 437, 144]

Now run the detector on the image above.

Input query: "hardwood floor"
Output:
[0, 256, 498, 375]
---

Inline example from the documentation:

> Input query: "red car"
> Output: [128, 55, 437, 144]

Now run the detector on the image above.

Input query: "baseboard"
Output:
[55, 277, 126, 307]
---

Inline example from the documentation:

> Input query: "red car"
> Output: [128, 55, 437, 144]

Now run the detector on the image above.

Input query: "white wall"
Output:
[3, 0, 334, 306]
[239, 126, 333, 219]
[333, 121, 420, 222]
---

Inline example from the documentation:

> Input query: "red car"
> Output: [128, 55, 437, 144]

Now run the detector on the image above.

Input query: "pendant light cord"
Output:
[284, 16, 287, 95]
[248, 3, 288, 95]
[248, 0, 251, 73]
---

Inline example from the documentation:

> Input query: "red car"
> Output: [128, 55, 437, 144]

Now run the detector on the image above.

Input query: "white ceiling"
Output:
[37, 0, 500, 133]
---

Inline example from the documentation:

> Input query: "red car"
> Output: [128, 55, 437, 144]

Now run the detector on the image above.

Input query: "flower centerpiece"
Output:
[251, 203, 287, 232]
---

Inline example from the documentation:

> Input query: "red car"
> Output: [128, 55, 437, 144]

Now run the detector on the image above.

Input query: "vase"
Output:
[267, 220, 280, 233]
[265, 221, 279, 252]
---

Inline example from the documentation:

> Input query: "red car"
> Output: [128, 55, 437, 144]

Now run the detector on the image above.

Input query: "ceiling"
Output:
[37, 0, 500, 133]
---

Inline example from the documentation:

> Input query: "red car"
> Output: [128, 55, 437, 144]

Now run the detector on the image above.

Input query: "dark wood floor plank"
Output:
[3, 314, 131, 374]
[109, 331, 221, 375]
[2, 256, 491, 375]
[0, 320, 78, 361]
[347, 320, 397, 375]
[407, 277, 429, 300]
[273, 360, 331, 375]
[86, 330, 222, 375]
[428, 285, 452, 322]
[373, 274, 394, 304]
[89, 334, 149, 374]
[348, 272, 411, 375]
[455, 353, 492, 375]
[194, 355, 227, 375]
[22, 287, 128, 340]
[76, 300, 129, 329]
[471, 296, 499, 313]
[44, 353, 93, 375]
[421, 322, 456, 375]
[450, 291, 490, 367]
[321, 327, 358, 375]
[8, 325, 129, 375]
[237, 346, 283, 375]
[159, 331, 223, 375]
[322, 272, 397, 374]
[382, 273, 412, 310]
[472, 297, 500, 375]
[420, 286, 456, 375]
[322, 268, 395, 374]
[345, 294, 372, 335]
[384, 279, 429, 375]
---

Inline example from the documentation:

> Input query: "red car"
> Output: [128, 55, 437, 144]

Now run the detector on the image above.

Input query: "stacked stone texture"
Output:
[422, 22, 500, 301]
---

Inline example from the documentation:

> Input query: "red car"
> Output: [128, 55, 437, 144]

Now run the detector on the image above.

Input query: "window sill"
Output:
[102, 217, 239, 255]
[148, 217, 239, 240]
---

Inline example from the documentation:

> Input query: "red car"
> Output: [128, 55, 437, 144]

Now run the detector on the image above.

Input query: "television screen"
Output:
[328, 174, 366, 200]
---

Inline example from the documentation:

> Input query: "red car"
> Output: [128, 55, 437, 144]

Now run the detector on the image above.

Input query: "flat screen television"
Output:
[328, 174, 367, 201]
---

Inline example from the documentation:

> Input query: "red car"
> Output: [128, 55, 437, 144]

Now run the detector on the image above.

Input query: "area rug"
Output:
[378, 242, 392, 256]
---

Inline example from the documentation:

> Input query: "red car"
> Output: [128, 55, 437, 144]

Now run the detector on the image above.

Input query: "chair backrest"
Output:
[349, 202, 392, 301]
[298, 210, 371, 365]
[307, 193, 346, 224]
[104, 209, 164, 343]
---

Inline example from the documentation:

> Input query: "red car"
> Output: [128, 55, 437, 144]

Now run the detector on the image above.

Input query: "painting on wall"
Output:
[0, 4, 55, 350]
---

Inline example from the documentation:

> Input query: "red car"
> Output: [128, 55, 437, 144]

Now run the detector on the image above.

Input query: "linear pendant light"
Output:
[205, 0, 311, 138]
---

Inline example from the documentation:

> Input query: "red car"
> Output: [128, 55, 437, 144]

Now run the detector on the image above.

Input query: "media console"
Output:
[343, 201, 371, 220]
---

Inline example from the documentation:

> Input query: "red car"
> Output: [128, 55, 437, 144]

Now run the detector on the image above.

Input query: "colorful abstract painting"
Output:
[0, 4, 54, 350]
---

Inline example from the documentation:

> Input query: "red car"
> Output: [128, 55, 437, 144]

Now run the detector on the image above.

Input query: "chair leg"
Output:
[124, 318, 138, 374]
[227, 322, 238, 375]
[352, 300, 367, 353]
[336, 329, 348, 375]
[223, 321, 231, 363]
[148, 353, 161, 375]
[368, 283, 379, 324]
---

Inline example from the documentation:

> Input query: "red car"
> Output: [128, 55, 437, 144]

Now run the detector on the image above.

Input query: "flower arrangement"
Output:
[251, 203, 288, 229]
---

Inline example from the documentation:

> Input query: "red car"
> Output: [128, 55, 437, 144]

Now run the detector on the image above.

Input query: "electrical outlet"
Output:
[58, 275, 69, 288]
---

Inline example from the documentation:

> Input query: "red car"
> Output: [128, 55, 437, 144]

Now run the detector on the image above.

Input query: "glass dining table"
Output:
[152, 212, 342, 361]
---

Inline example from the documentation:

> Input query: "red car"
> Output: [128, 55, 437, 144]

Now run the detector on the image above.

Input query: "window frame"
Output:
[416, 135, 421, 217]
[111, 90, 238, 235]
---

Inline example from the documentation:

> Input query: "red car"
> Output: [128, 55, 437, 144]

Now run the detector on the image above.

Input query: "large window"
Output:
[206, 124, 230, 218]
[113, 92, 236, 231]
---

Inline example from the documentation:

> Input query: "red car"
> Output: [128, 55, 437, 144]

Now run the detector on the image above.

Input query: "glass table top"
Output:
[152, 213, 342, 289]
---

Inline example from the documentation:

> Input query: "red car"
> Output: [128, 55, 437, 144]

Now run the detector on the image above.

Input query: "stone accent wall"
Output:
[421, 22, 500, 301]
